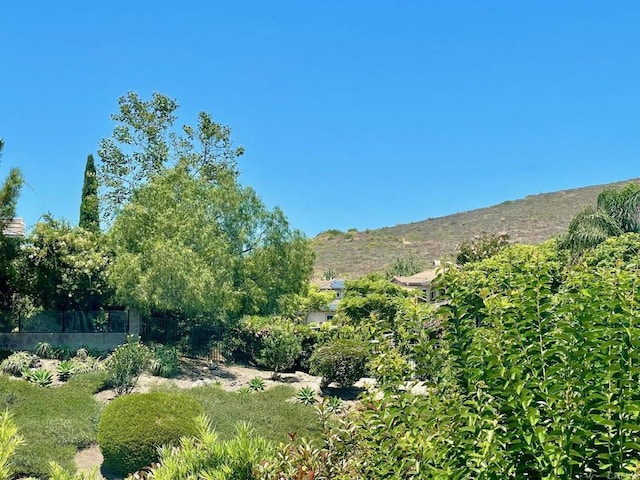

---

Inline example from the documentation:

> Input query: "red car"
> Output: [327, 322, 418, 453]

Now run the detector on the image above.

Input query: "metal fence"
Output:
[140, 315, 225, 362]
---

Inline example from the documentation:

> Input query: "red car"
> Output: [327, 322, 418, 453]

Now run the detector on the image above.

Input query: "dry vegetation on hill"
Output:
[311, 178, 640, 278]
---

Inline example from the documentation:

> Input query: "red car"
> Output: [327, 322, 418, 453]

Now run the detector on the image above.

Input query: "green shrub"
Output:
[257, 327, 302, 379]
[97, 391, 203, 476]
[0, 352, 38, 377]
[104, 335, 151, 395]
[310, 338, 369, 387]
[149, 344, 180, 378]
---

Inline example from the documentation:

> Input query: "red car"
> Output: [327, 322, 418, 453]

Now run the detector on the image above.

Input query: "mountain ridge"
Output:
[310, 178, 640, 278]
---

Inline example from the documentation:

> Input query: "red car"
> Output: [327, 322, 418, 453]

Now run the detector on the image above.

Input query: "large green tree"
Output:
[107, 168, 313, 320]
[99, 94, 313, 320]
[0, 139, 24, 321]
[79, 154, 100, 232]
[98, 92, 244, 222]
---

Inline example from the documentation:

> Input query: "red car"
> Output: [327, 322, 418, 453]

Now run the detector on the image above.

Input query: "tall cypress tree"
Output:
[79, 154, 100, 233]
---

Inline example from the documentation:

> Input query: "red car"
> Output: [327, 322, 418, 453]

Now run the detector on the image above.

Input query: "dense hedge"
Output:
[97, 392, 204, 476]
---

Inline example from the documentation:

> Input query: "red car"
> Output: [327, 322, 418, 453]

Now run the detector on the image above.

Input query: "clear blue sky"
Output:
[2, 1, 639, 237]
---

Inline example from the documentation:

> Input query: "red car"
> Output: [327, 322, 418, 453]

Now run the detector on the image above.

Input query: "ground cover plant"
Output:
[97, 391, 204, 476]
[0, 372, 106, 477]
[162, 383, 323, 445]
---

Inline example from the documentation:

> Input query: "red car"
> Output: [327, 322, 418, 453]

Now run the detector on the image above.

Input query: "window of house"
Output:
[325, 314, 334, 322]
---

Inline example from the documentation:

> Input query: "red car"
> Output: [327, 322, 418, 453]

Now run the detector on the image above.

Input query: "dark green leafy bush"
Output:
[97, 391, 204, 476]
[256, 327, 302, 379]
[310, 338, 369, 387]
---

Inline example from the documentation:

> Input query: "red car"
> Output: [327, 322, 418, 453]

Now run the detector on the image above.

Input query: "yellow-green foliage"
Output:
[141, 415, 272, 480]
[97, 392, 204, 476]
[0, 410, 24, 480]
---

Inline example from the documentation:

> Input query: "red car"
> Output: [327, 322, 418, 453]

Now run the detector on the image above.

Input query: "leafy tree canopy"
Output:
[100, 93, 313, 320]
[107, 159, 312, 320]
[98, 92, 244, 222]
[21, 216, 113, 311]
[455, 231, 511, 265]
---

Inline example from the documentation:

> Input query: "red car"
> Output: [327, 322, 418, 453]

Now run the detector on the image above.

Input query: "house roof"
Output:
[2, 218, 25, 238]
[314, 279, 345, 290]
[391, 269, 439, 287]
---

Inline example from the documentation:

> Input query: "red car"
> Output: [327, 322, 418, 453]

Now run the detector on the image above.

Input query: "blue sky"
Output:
[1, 1, 639, 237]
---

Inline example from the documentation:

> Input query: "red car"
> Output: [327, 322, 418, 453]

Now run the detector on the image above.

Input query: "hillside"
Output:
[311, 178, 640, 278]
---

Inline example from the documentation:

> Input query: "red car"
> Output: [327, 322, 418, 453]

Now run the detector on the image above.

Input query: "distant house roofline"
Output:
[391, 269, 439, 287]
[2, 218, 25, 238]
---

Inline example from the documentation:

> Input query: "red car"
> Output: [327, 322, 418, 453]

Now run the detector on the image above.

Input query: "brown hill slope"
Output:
[311, 178, 640, 278]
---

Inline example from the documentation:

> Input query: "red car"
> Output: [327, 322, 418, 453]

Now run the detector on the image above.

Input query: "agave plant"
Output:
[325, 396, 344, 414]
[57, 360, 76, 382]
[295, 386, 316, 406]
[237, 386, 252, 394]
[248, 377, 266, 392]
[25, 368, 53, 387]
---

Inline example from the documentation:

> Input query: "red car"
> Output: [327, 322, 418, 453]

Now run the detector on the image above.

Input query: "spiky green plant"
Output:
[56, 360, 76, 382]
[25, 368, 53, 387]
[141, 415, 272, 480]
[237, 386, 252, 395]
[248, 377, 266, 392]
[0, 410, 24, 480]
[295, 386, 316, 406]
[325, 396, 344, 414]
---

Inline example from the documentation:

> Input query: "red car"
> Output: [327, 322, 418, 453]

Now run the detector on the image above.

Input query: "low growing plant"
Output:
[295, 386, 316, 406]
[249, 377, 266, 391]
[34, 342, 55, 359]
[134, 416, 272, 480]
[97, 392, 203, 476]
[0, 352, 38, 377]
[24, 369, 53, 387]
[0, 410, 24, 480]
[149, 344, 180, 378]
[56, 360, 76, 382]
